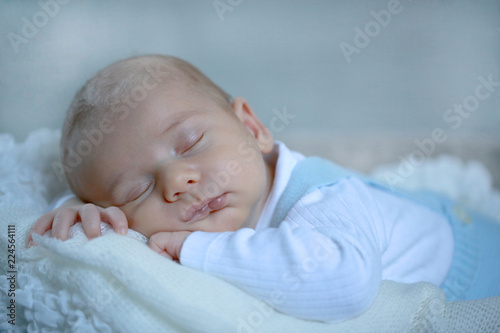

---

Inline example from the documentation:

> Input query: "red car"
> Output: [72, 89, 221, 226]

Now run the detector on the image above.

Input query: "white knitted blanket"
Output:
[1, 129, 499, 333]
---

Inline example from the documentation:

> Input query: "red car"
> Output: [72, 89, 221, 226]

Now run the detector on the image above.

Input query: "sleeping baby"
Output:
[28, 54, 500, 322]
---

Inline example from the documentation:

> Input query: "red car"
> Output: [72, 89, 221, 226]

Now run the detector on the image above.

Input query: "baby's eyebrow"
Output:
[157, 110, 202, 137]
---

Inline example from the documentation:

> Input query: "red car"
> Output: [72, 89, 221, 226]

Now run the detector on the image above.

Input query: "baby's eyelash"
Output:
[182, 133, 204, 154]
[125, 183, 152, 204]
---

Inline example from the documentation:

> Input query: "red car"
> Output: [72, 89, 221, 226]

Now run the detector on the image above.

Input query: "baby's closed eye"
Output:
[179, 132, 204, 155]
[121, 182, 153, 206]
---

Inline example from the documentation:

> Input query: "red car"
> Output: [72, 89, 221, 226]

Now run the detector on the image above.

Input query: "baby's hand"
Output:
[148, 231, 192, 261]
[27, 198, 128, 246]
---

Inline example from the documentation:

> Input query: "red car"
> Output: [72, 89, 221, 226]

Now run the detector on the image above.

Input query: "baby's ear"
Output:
[232, 97, 274, 154]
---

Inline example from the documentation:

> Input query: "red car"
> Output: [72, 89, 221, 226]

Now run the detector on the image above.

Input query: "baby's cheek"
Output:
[125, 205, 157, 238]
[212, 206, 248, 232]
[134, 199, 183, 237]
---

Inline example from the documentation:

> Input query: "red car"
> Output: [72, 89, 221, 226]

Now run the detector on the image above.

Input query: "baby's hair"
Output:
[61, 54, 232, 192]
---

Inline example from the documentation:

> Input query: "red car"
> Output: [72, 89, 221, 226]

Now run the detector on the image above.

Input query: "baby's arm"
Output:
[27, 194, 128, 246]
[179, 223, 381, 322]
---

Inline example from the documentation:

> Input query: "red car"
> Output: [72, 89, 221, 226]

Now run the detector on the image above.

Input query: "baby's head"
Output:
[61, 55, 274, 237]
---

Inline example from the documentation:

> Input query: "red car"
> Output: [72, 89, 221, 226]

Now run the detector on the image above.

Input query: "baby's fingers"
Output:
[27, 212, 55, 246]
[148, 233, 174, 260]
[79, 204, 104, 239]
[100, 206, 128, 236]
[51, 209, 79, 241]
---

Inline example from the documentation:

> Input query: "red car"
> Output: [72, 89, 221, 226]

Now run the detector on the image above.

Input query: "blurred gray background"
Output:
[1, 0, 499, 186]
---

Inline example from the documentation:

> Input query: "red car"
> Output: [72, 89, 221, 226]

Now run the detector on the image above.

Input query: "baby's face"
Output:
[75, 86, 274, 238]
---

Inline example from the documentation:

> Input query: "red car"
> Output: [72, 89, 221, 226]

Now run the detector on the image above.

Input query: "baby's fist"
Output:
[148, 231, 191, 261]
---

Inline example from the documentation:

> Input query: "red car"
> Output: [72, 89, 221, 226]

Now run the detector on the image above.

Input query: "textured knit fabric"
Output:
[440, 205, 500, 301]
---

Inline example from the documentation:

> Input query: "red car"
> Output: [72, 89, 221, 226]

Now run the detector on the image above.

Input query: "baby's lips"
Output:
[208, 193, 227, 211]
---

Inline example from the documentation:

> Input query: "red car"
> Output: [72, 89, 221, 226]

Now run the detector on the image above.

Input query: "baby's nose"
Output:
[161, 162, 200, 202]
